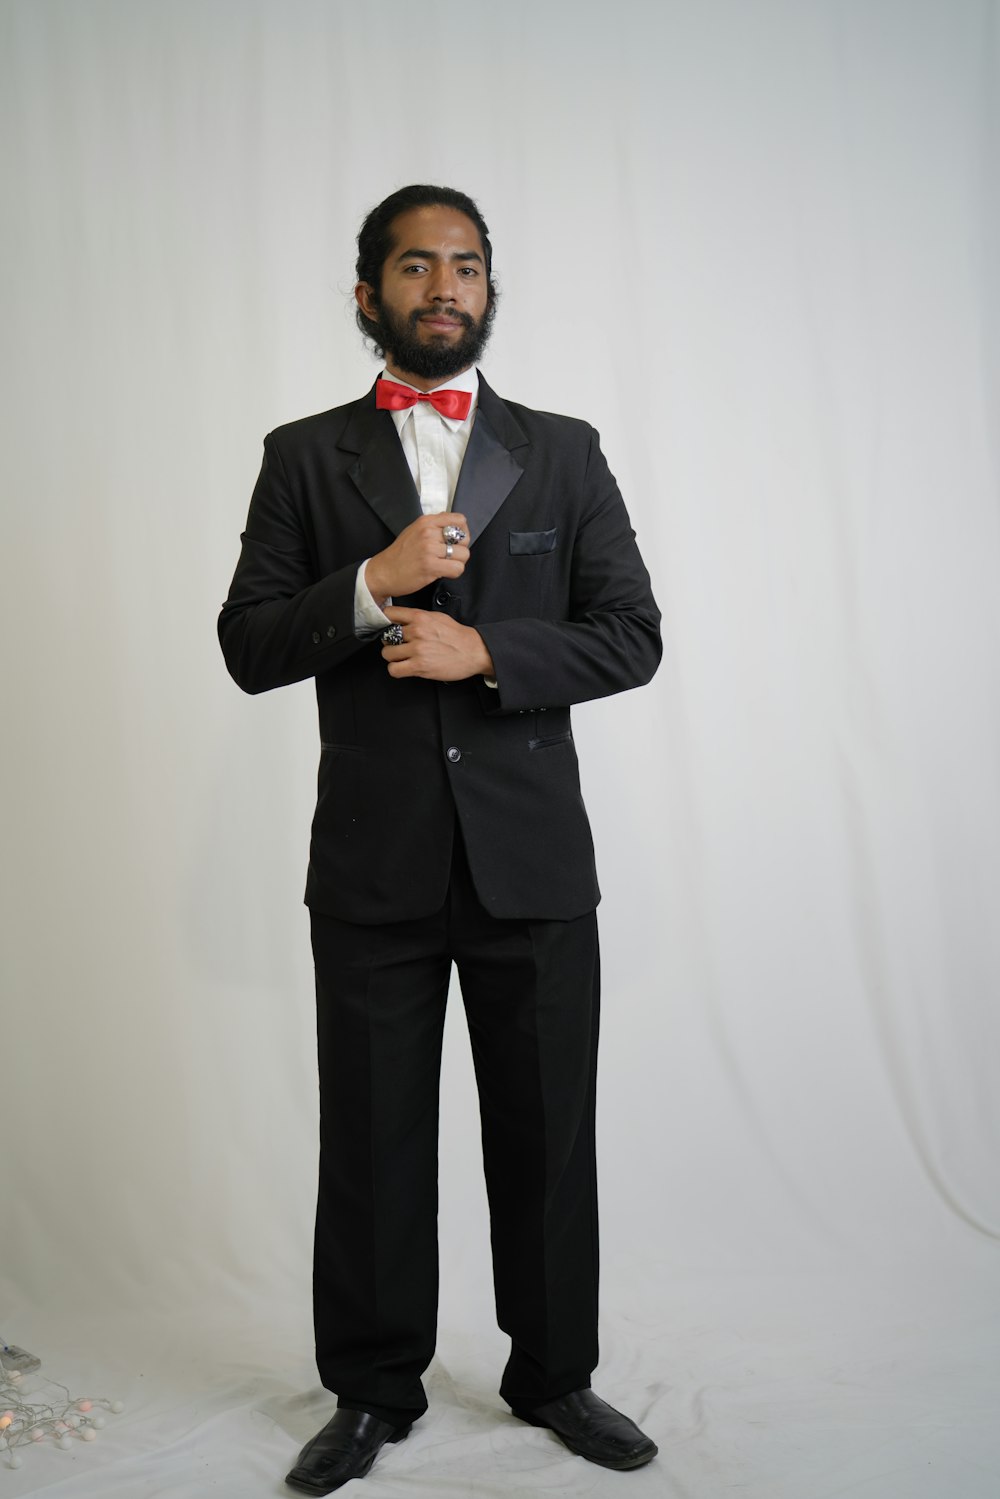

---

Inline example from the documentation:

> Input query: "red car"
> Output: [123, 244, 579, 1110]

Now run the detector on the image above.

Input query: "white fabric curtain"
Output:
[2, 2, 998, 1494]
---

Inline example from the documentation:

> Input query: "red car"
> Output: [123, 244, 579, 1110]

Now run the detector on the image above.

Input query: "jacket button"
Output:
[326, 625, 337, 639]
[311, 631, 321, 644]
[446, 746, 462, 763]
[434, 588, 451, 607]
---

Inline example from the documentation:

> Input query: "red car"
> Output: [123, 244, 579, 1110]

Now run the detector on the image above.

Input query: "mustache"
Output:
[411, 308, 475, 331]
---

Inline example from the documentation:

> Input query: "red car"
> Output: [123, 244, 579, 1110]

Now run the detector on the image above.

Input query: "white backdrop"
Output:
[2, 2, 999, 1495]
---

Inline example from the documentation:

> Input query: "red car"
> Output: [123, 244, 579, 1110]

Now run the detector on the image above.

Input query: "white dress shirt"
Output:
[353, 366, 480, 633]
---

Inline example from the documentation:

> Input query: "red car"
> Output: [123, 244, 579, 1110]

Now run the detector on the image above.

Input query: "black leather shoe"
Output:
[511, 1389, 657, 1471]
[285, 1408, 412, 1495]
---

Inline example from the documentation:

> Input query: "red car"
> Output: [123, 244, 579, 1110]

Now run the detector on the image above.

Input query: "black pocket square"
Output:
[509, 528, 557, 555]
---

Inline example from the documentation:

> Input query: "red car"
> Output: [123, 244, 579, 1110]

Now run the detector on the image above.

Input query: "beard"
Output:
[365, 296, 496, 381]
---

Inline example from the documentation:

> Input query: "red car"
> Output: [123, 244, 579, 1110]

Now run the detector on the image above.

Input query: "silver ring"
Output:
[445, 542, 454, 559]
[442, 524, 466, 545]
[381, 624, 404, 646]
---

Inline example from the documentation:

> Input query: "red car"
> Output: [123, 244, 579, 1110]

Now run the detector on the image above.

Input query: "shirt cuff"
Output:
[354, 560, 392, 634]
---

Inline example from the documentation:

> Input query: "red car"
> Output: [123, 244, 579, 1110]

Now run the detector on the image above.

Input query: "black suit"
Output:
[219, 375, 660, 1415]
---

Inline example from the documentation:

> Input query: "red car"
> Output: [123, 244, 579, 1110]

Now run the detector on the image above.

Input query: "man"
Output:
[219, 185, 661, 1495]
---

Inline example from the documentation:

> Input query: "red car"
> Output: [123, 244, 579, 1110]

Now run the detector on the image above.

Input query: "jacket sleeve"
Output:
[475, 429, 662, 712]
[217, 433, 369, 695]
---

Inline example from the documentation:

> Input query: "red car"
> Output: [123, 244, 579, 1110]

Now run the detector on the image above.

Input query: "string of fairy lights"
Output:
[0, 1339, 123, 1470]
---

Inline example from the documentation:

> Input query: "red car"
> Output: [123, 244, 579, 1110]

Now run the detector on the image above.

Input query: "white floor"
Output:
[4, 1265, 998, 1498]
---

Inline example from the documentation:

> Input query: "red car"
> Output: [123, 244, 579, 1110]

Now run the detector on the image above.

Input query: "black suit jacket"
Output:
[219, 377, 661, 922]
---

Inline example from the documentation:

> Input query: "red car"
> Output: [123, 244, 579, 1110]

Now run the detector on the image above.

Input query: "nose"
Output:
[426, 263, 458, 303]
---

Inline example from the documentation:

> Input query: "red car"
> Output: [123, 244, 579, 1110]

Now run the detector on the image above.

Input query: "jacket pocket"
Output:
[509, 528, 557, 556]
[529, 730, 573, 750]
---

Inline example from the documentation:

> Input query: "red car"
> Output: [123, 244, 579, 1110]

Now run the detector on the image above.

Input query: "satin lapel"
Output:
[454, 380, 527, 545]
[338, 395, 421, 538]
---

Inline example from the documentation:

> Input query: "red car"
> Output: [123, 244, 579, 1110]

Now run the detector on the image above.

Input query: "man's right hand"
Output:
[364, 513, 471, 605]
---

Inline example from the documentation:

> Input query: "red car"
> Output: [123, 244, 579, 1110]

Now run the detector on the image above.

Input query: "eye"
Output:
[402, 264, 428, 274]
[458, 267, 479, 276]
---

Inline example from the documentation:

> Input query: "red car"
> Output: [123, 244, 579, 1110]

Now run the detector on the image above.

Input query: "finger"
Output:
[381, 632, 426, 656]
[382, 606, 422, 623]
[386, 658, 422, 678]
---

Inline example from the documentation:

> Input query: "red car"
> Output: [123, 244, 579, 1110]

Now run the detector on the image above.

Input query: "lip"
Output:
[420, 316, 462, 331]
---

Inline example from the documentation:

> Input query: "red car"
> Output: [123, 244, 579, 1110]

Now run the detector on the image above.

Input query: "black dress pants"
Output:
[309, 833, 600, 1419]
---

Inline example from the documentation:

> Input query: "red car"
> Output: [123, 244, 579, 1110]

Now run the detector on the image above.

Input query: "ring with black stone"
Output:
[381, 624, 404, 646]
[442, 524, 466, 545]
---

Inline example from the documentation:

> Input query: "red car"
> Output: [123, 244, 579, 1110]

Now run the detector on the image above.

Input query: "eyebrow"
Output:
[394, 247, 484, 266]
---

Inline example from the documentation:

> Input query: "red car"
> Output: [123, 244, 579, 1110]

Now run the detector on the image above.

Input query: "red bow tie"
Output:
[376, 378, 472, 422]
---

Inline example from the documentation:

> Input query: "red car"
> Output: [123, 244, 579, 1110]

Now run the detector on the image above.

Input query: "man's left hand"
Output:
[381, 606, 495, 682]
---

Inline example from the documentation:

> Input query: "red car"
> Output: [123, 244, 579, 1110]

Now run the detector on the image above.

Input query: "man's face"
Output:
[356, 204, 494, 385]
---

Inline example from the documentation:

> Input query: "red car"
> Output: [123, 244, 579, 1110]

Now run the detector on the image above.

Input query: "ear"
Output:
[355, 282, 379, 321]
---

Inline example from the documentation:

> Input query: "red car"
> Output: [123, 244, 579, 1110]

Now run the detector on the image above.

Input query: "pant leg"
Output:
[449, 845, 601, 1407]
[310, 906, 451, 1416]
